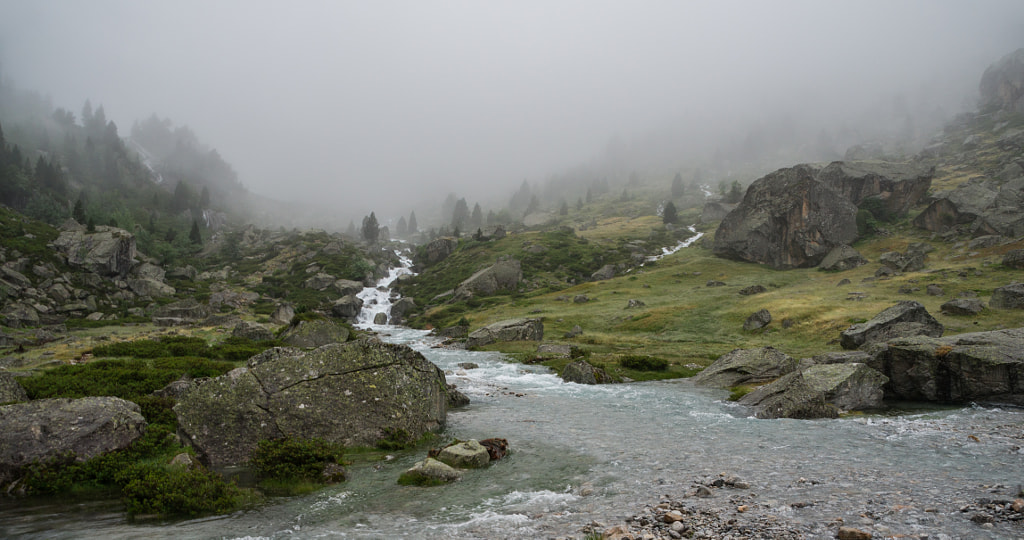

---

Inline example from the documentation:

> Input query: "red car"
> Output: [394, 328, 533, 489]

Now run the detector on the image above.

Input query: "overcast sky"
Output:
[1, 1, 1022, 223]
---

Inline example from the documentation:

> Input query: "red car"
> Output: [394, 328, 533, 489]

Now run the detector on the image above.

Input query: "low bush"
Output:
[251, 437, 346, 483]
[618, 354, 668, 371]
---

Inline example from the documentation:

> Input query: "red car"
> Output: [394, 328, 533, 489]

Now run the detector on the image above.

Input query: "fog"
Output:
[1, 1, 1022, 226]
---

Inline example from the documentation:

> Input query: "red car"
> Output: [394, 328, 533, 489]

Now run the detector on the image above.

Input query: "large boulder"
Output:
[818, 245, 868, 272]
[388, 297, 416, 324]
[560, 360, 612, 385]
[232, 321, 274, 342]
[0, 397, 146, 485]
[303, 273, 337, 291]
[50, 226, 136, 277]
[280, 318, 350, 348]
[591, 264, 616, 281]
[399, 457, 462, 485]
[174, 340, 450, 466]
[1, 302, 40, 328]
[454, 257, 521, 299]
[816, 161, 933, 219]
[332, 279, 364, 297]
[331, 294, 364, 320]
[840, 301, 943, 350]
[712, 165, 858, 269]
[699, 201, 737, 224]
[466, 318, 543, 348]
[436, 440, 490, 469]
[423, 237, 458, 265]
[990, 283, 1024, 309]
[151, 298, 210, 326]
[800, 363, 888, 411]
[868, 328, 1024, 404]
[914, 178, 1024, 237]
[979, 48, 1024, 113]
[691, 347, 800, 388]
[270, 303, 295, 325]
[0, 372, 29, 404]
[127, 277, 175, 298]
[737, 371, 838, 419]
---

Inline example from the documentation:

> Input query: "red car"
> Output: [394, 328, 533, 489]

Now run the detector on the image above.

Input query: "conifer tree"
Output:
[662, 201, 678, 224]
[470, 203, 483, 228]
[361, 212, 379, 243]
[407, 211, 418, 234]
[190, 219, 202, 245]
[671, 172, 685, 198]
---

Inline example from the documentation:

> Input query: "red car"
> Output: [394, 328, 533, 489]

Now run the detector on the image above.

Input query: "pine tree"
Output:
[671, 172, 685, 198]
[190, 219, 202, 245]
[451, 198, 470, 231]
[73, 196, 86, 223]
[662, 201, 678, 224]
[470, 203, 483, 228]
[396, 216, 408, 236]
[559, 200, 569, 215]
[361, 212, 379, 243]
[407, 211, 418, 234]
[346, 220, 357, 237]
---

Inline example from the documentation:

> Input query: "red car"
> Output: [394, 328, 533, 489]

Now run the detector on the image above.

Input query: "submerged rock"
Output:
[399, 457, 462, 485]
[436, 440, 490, 469]
[560, 359, 612, 385]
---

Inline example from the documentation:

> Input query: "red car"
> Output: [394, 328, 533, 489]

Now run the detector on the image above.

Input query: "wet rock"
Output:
[840, 300, 943, 350]
[738, 285, 767, 296]
[713, 165, 858, 269]
[466, 318, 543, 348]
[990, 283, 1024, 309]
[280, 319, 350, 348]
[738, 371, 839, 419]
[175, 340, 449, 466]
[0, 372, 29, 404]
[373, 312, 388, 325]
[446, 384, 470, 408]
[399, 458, 462, 485]
[457, 362, 478, 370]
[743, 309, 772, 331]
[331, 294, 364, 320]
[691, 347, 799, 387]
[454, 257, 521, 299]
[0, 397, 147, 486]
[802, 363, 887, 410]
[560, 359, 613, 385]
[436, 440, 490, 468]
[478, 438, 509, 461]
[232, 321, 274, 342]
[388, 297, 416, 324]
[941, 297, 986, 316]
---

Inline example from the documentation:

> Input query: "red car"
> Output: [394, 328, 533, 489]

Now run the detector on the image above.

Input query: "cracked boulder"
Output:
[173, 340, 450, 466]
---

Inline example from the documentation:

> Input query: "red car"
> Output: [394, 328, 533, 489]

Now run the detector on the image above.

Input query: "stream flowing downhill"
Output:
[2, 250, 1023, 539]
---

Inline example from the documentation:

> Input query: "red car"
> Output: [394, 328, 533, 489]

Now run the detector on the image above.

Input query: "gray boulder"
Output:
[691, 347, 800, 388]
[979, 48, 1024, 113]
[373, 312, 387, 325]
[591, 264, 616, 281]
[1, 302, 39, 328]
[166, 265, 197, 280]
[818, 245, 868, 272]
[840, 301, 943, 350]
[436, 440, 490, 469]
[333, 279, 364, 296]
[816, 161, 933, 218]
[152, 298, 210, 326]
[270, 303, 295, 325]
[738, 285, 767, 296]
[990, 283, 1024, 309]
[941, 298, 986, 316]
[560, 360, 612, 385]
[713, 165, 858, 269]
[1002, 249, 1024, 269]
[232, 321, 274, 342]
[700, 201, 738, 224]
[466, 318, 543, 348]
[50, 226, 136, 277]
[878, 249, 926, 273]
[423, 237, 458, 265]
[331, 295, 364, 320]
[127, 277, 175, 298]
[454, 257, 521, 299]
[399, 458, 462, 485]
[913, 180, 997, 232]
[280, 319, 350, 348]
[388, 297, 416, 324]
[738, 371, 838, 419]
[0, 397, 146, 485]
[743, 309, 772, 331]
[0, 372, 28, 404]
[303, 273, 337, 291]
[868, 327, 1024, 404]
[801, 363, 887, 410]
[174, 340, 449, 466]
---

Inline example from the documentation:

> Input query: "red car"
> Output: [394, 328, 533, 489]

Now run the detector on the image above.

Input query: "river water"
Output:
[2, 253, 1022, 539]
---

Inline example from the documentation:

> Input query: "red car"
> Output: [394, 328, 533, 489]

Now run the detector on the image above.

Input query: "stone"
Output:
[270, 303, 295, 325]
[563, 325, 583, 338]
[706, 280, 726, 287]
[332, 279, 364, 296]
[879, 250, 925, 273]
[436, 440, 490, 468]
[691, 347, 800, 388]
[388, 297, 416, 324]
[941, 298, 986, 316]
[591, 264, 616, 281]
[50, 226, 136, 277]
[446, 385, 470, 408]
[466, 318, 543, 348]
[816, 160, 933, 218]
[280, 319, 350, 348]
[979, 47, 1024, 113]
[174, 340, 449, 466]
[232, 321, 274, 342]
[373, 312, 388, 325]
[538, 344, 571, 356]
[700, 201, 737, 224]
[968, 235, 1003, 250]
[131, 262, 166, 281]
[713, 165, 858, 269]
[151, 298, 210, 326]
[457, 362, 479, 370]
[1, 302, 39, 328]
[433, 325, 468, 339]
[1003, 249, 1024, 269]
[331, 294, 364, 320]
[743, 309, 771, 331]
[0, 397, 146, 485]
[303, 272, 337, 290]
[818, 245, 868, 272]
[867, 327, 1024, 404]
[626, 299, 646, 308]
[127, 277, 175, 298]
[738, 371, 839, 419]
[454, 257, 521, 299]
[840, 301, 943, 350]
[400, 458, 462, 485]
[166, 265, 197, 280]
[801, 363, 887, 410]
[0, 372, 29, 404]
[560, 360, 612, 385]
[837, 526, 873, 540]
[422, 237, 458, 265]
[738, 285, 767, 296]
[811, 351, 872, 364]
[926, 284, 944, 296]
[990, 283, 1024, 309]
[152, 375, 200, 399]
[479, 438, 509, 461]
[168, 452, 196, 469]
[573, 294, 590, 303]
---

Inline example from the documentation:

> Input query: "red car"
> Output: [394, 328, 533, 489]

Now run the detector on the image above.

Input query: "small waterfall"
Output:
[354, 248, 415, 328]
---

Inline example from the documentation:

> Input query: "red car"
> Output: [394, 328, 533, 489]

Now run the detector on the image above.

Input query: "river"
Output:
[1, 250, 1021, 539]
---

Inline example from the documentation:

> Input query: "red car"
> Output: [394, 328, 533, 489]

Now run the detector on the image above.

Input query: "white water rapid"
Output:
[354, 248, 415, 328]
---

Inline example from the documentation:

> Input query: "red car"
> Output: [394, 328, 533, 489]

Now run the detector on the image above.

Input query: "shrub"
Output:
[728, 386, 753, 401]
[120, 465, 242, 517]
[618, 355, 668, 371]
[251, 437, 345, 483]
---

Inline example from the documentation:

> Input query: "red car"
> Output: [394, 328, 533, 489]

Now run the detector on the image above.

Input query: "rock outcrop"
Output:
[0, 372, 29, 404]
[816, 161, 933, 219]
[914, 178, 1024, 237]
[423, 237, 458, 265]
[712, 165, 858, 269]
[331, 295, 364, 320]
[174, 340, 450, 466]
[818, 245, 868, 272]
[279, 319, 350, 348]
[737, 363, 887, 419]
[560, 360, 612, 385]
[466, 318, 543, 348]
[232, 321, 274, 342]
[979, 48, 1024, 113]
[50, 226, 136, 277]
[738, 371, 838, 419]
[868, 328, 1024, 404]
[0, 397, 146, 485]
[800, 363, 887, 411]
[691, 347, 800, 388]
[840, 301, 943, 350]
[990, 283, 1024, 309]
[454, 257, 521, 299]
[151, 298, 211, 326]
